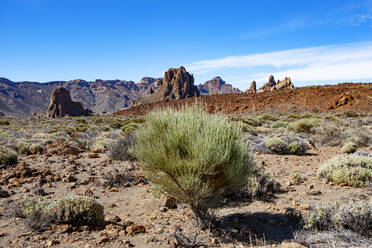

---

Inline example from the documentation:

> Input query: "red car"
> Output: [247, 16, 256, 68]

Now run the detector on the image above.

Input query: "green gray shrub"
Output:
[341, 142, 357, 154]
[305, 201, 371, 237]
[317, 155, 372, 187]
[133, 106, 254, 226]
[0, 147, 18, 166]
[15, 196, 104, 227]
[107, 133, 136, 161]
[288, 118, 320, 134]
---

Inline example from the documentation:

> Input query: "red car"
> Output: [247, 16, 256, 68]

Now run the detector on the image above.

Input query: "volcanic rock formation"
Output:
[246, 81, 257, 94]
[276, 77, 294, 90]
[47, 87, 92, 118]
[258, 76, 294, 93]
[133, 66, 200, 105]
[198, 77, 240, 96]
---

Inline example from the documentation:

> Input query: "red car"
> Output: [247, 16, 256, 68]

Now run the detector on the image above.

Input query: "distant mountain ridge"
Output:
[0, 75, 239, 117]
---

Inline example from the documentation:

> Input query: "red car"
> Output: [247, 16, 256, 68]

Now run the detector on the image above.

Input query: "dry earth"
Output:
[0, 146, 370, 247]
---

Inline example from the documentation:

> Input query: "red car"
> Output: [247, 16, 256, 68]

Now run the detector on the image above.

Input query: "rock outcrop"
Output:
[47, 87, 92, 118]
[258, 76, 294, 93]
[275, 77, 294, 90]
[198, 77, 240, 96]
[133, 66, 200, 105]
[245, 81, 257, 94]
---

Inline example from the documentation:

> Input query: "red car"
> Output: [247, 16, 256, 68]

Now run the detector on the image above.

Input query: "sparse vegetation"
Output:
[318, 155, 372, 187]
[13, 196, 105, 229]
[260, 135, 309, 155]
[288, 118, 319, 133]
[341, 142, 357, 154]
[304, 201, 371, 237]
[133, 106, 255, 226]
[0, 120, 10, 126]
[0, 147, 18, 166]
[107, 133, 137, 161]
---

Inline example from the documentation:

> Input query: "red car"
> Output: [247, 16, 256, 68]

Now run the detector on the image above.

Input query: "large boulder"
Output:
[133, 66, 200, 105]
[245, 81, 257, 94]
[47, 87, 92, 118]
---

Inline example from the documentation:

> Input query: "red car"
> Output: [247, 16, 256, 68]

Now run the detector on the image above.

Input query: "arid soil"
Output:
[0, 145, 370, 247]
[115, 83, 372, 116]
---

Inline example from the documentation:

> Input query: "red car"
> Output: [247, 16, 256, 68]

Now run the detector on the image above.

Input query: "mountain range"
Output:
[0, 76, 239, 117]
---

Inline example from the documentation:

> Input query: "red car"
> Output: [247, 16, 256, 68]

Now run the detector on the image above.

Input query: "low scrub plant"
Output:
[304, 201, 371, 237]
[107, 133, 136, 161]
[133, 106, 254, 226]
[312, 121, 343, 146]
[0, 147, 18, 166]
[341, 142, 357, 154]
[14, 196, 104, 229]
[317, 155, 372, 187]
[255, 114, 278, 122]
[263, 135, 309, 155]
[345, 128, 372, 147]
[288, 118, 320, 134]
[272, 121, 289, 129]
[0, 120, 10, 125]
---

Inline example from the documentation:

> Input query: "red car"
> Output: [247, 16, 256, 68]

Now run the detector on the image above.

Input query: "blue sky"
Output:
[1, 0, 372, 90]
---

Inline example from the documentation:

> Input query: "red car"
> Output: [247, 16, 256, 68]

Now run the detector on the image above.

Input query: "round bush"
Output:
[133, 106, 254, 225]
[0, 147, 18, 166]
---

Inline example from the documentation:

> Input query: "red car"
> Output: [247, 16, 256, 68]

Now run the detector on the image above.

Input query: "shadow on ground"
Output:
[213, 209, 303, 245]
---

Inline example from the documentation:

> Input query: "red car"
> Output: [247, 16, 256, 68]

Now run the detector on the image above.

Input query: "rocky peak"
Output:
[198, 76, 240, 96]
[47, 87, 92, 118]
[246, 81, 257, 94]
[133, 66, 200, 105]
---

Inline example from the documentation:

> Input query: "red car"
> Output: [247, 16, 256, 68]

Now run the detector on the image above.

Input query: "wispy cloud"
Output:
[187, 41, 372, 86]
[239, 16, 308, 39]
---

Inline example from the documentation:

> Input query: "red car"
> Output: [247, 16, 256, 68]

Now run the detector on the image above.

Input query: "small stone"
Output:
[159, 207, 167, 212]
[88, 153, 99, 159]
[160, 195, 177, 209]
[308, 184, 314, 189]
[108, 203, 117, 208]
[126, 224, 146, 235]
[0, 189, 10, 198]
[63, 174, 77, 182]
[47, 240, 59, 247]
[300, 204, 310, 210]
[109, 187, 119, 192]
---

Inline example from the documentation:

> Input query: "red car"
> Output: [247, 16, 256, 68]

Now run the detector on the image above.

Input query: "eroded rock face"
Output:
[276, 77, 294, 90]
[246, 81, 257, 94]
[198, 77, 240, 96]
[258, 76, 294, 93]
[133, 66, 199, 105]
[47, 87, 92, 118]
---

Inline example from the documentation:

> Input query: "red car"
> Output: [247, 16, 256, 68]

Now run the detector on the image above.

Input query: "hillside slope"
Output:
[115, 83, 372, 115]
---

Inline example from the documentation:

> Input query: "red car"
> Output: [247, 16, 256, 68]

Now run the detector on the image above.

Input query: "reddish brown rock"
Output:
[258, 76, 294, 93]
[198, 77, 240, 96]
[160, 195, 177, 209]
[47, 87, 92, 118]
[133, 66, 199, 105]
[246, 81, 257, 94]
[126, 224, 146, 235]
[276, 77, 294, 90]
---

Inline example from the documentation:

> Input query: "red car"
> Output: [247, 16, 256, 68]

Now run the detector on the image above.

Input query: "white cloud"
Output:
[187, 41, 372, 85]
